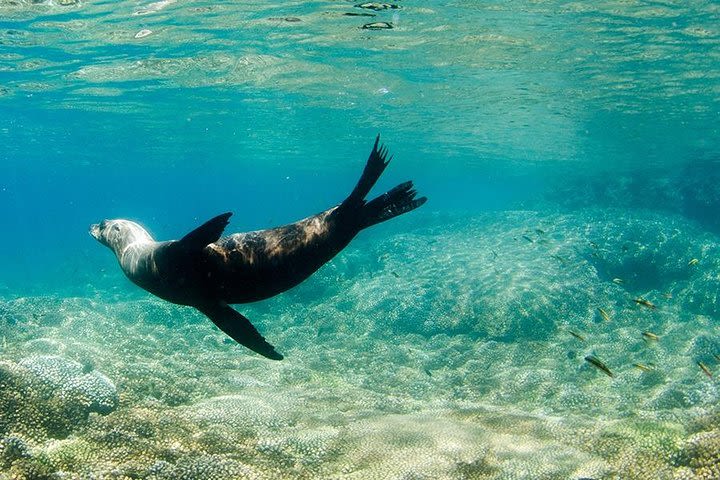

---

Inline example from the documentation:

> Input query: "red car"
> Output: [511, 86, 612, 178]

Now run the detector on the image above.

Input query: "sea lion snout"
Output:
[89, 223, 102, 241]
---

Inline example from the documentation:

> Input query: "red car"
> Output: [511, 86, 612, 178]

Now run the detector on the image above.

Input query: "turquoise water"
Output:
[1, 1, 720, 478]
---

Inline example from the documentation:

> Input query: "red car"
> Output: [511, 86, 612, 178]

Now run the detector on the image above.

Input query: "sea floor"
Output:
[1, 209, 719, 479]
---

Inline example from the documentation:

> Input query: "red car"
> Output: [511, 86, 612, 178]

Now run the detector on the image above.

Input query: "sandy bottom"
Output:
[1, 209, 719, 479]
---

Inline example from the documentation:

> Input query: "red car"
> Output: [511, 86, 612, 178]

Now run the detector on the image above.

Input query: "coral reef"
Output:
[1, 210, 719, 478]
[0, 356, 117, 442]
[18, 355, 118, 415]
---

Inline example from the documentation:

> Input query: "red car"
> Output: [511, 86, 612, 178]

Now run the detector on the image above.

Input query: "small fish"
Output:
[424, 368, 432, 377]
[612, 278, 624, 285]
[568, 330, 586, 342]
[521, 235, 534, 243]
[633, 362, 654, 372]
[390, 271, 400, 278]
[662, 292, 673, 299]
[698, 361, 713, 379]
[641, 331, 659, 342]
[491, 250, 498, 259]
[589, 241, 599, 249]
[343, 12, 376, 16]
[688, 258, 699, 266]
[550, 254, 567, 265]
[714, 353, 720, 363]
[633, 298, 657, 310]
[134, 29, 152, 39]
[362, 21, 393, 29]
[355, 2, 400, 10]
[597, 307, 611, 322]
[585, 355, 614, 378]
[535, 229, 546, 235]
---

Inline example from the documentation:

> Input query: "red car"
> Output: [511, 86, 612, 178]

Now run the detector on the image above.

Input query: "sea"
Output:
[1, 1, 719, 479]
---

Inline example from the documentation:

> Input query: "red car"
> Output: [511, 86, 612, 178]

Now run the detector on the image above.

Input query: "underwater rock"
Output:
[0, 435, 30, 469]
[0, 360, 78, 440]
[676, 430, 720, 478]
[544, 158, 720, 235]
[18, 355, 118, 415]
[0, 356, 117, 441]
[678, 159, 720, 234]
[160, 454, 258, 480]
[579, 213, 703, 292]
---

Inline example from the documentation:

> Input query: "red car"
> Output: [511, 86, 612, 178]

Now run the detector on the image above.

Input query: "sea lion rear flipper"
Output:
[180, 212, 233, 250]
[197, 302, 284, 361]
[341, 134, 391, 207]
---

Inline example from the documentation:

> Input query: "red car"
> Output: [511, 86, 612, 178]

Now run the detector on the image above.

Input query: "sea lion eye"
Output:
[112, 225, 120, 232]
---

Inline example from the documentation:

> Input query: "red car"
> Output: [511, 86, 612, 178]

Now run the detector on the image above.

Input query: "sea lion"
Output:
[90, 136, 426, 360]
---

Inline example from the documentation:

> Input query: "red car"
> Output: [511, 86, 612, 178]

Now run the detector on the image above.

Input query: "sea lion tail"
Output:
[360, 181, 427, 229]
[343, 134, 391, 207]
[341, 135, 426, 228]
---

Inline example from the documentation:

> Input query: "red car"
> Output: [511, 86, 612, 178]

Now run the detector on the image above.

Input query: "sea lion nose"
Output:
[89, 223, 101, 239]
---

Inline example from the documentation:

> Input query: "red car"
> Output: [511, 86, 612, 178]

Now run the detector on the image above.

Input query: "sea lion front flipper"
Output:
[197, 302, 284, 361]
[180, 212, 233, 250]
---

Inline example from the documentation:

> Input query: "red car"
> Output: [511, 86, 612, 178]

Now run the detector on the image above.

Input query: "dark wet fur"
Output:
[100, 136, 426, 360]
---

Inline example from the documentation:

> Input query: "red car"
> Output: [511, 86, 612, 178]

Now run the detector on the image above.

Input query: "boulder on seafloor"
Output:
[18, 355, 118, 415]
[0, 356, 118, 441]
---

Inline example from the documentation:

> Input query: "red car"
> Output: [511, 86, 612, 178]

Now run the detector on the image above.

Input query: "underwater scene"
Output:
[2, 1, 720, 479]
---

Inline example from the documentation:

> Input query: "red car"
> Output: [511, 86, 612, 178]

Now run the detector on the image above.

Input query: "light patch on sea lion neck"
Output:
[90, 219, 154, 255]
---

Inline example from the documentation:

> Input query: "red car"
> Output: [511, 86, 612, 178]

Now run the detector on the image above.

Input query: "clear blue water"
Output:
[1, 1, 720, 478]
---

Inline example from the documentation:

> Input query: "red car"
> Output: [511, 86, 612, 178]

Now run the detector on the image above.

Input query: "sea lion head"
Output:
[90, 219, 153, 252]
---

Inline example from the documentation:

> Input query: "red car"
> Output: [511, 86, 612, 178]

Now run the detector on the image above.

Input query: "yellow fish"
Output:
[597, 307, 611, 322]
[568, 330, 586, 342]
[698, 361, 713, 379]
[641, 331, 659, 342]
[688, 258, 699, 266]
[612, 278, 624, 285]
[633, 363, 654, 372]
[633, 298, 657, 310]
[585, 355, 614, 378]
